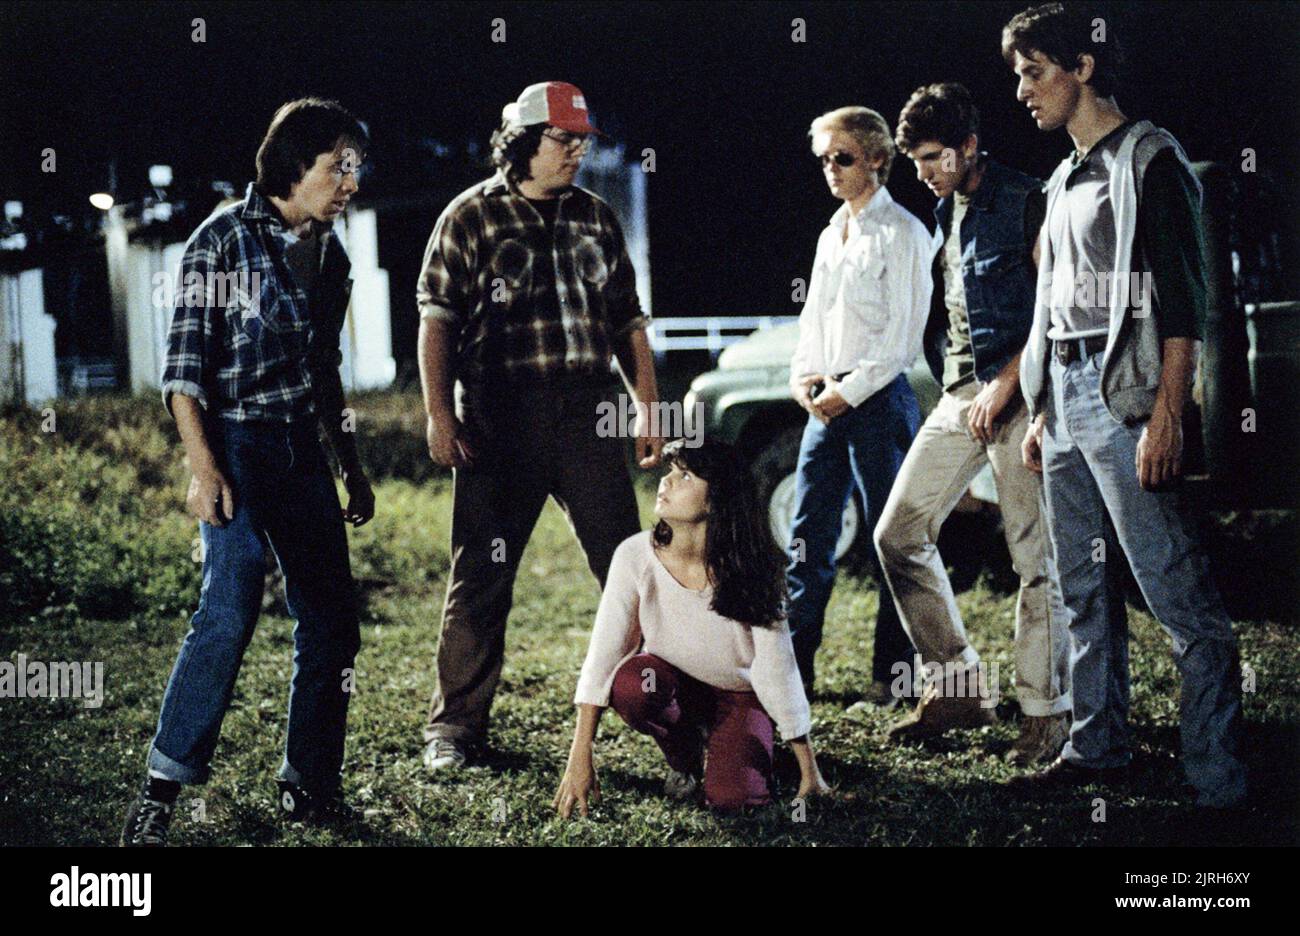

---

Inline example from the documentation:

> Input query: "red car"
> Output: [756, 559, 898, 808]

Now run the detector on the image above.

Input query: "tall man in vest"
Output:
[1005, 3, 1246, 807]
[877, 83, 1071, 764]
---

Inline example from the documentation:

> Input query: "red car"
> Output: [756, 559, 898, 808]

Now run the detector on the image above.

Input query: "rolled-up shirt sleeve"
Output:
[416, 203, 476, 331]
[574, 537, 644, 707]
[837, 216, 934, 408]
[748, 619, 812, 741]
[159, 226, 223, 416]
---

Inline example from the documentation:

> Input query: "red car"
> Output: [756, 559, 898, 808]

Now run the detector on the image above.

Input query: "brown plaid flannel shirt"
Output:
[416, 171, 648, 382]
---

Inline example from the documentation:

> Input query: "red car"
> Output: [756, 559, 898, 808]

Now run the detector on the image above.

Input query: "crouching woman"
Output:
[554, 439, 830, 816]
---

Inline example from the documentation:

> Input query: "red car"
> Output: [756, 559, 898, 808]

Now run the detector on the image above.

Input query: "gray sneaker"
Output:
[664, 769, 700, 800]
[423, 736, 468, 772]
[665, 726, 706, 800]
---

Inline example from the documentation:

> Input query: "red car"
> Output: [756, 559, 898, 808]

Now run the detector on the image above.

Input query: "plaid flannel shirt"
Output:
[416, 171, 648, 382]
[160, 183, 353, 422]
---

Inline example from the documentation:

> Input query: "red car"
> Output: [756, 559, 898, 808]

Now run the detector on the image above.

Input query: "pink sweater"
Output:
[574, 531, 812, 741]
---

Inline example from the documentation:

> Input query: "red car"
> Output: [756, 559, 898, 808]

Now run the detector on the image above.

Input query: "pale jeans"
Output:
[1041, 349, 1246, 808]
[874, 379, 1071, 716]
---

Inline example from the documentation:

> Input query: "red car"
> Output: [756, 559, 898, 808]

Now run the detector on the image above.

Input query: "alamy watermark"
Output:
[890, 658, 1000, 709]
[1041, 266, 1155, 319]
[151, 270, 263, 318]
[596, 394, 704, 448]
[49, 866, 150, 916]
[0, 653, 105, 708]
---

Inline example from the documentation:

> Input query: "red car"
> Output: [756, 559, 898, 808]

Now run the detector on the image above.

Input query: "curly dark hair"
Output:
[652, 439, 788, 628]
[255, 98, 369, 199]
[489, 122, 546, 184]
[1001, 3, 1126, 99]
[896, 82, 980, 154]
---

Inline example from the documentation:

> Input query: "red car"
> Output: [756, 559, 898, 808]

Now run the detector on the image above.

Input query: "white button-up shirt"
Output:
[790, 186, 936, 408]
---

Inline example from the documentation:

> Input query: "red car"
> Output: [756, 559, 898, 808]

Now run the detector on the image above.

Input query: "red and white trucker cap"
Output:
[502, 81, 602, 134]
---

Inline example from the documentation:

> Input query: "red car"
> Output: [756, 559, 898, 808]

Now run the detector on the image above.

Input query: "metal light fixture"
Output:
[148, 165, 173, 188]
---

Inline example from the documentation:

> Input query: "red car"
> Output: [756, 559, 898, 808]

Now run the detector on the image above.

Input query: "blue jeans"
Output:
[787, 372, 920, 686]
[1042, 350, 1246, 807]
[147, 418, 361, 792]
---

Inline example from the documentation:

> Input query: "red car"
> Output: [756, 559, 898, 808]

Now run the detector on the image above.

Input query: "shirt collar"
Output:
[830, 184, 894, 228]
[485, 170, 574, 202]
[1071, 119, 1134, 170]
[966, 152, 996, 211]
[240, 182, 333, 241]
[241, 183, 280, 227]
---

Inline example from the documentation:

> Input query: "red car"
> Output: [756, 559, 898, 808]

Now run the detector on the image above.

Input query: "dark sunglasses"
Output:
[818, 151, 857, 168]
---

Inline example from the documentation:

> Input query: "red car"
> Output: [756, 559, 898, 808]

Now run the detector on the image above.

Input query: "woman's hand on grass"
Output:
[553, 753, 600, 819]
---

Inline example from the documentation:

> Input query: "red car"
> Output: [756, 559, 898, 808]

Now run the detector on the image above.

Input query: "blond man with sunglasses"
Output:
[786, 106, 935, 703]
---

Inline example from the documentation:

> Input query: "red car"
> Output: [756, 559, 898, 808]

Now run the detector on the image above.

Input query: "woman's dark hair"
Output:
[1001, 3, 1125, 99]
[896, 82, 980, 154]
[489, 122, 546, 184]
[255, 98, 369, 199]
[652, 439, 789, 628]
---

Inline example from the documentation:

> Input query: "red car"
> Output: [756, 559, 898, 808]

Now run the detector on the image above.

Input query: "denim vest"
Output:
[929, 159, 1043, 385]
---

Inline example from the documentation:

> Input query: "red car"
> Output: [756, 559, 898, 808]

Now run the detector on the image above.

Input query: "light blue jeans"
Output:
[1042, 349, 1246, 807]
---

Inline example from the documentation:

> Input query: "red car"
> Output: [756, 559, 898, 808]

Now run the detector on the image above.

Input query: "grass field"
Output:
[1, 392, 1297, 846]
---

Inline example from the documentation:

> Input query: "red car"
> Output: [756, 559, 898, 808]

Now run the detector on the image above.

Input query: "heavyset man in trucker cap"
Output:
[415, 82, 664, 770]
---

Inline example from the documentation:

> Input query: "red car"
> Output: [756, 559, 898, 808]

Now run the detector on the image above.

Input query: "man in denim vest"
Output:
[1005, 4, 1245, 808]
[876, 83, 1071, 764]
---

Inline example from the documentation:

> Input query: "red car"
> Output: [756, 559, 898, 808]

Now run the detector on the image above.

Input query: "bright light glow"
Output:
[149, 165, 173, 187]
[89, 192, 115, 210]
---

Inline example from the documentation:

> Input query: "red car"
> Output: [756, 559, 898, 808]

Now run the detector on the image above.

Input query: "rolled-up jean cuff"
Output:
[276, 758, 304, 787]
[276, 759, 342, 794]
[1018, 693, 1073, 717]
[1062, 745, 1131, 770]
[423, 724, 479, 745]
[147, 744, 210, 785]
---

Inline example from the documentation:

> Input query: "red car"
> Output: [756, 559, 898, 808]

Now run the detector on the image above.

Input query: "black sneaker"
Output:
[120, 790, 176, 847]
[277, 780, 360, 826]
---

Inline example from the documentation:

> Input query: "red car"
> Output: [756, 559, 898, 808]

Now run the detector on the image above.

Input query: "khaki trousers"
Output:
[874, 381, 1071, 716]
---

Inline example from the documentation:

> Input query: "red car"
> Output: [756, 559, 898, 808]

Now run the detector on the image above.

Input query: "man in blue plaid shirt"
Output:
[122, 98, 374, 846]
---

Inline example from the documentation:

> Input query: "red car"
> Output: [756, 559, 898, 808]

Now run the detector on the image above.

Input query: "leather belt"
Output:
[1053, 334, 1107, 365]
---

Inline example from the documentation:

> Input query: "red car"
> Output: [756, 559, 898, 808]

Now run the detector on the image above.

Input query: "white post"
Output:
[0, 268, 58, 405]
[336, 208, 395, 391]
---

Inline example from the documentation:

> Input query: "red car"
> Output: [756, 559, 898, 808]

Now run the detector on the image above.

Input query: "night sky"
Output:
[4, 0, 1298, 360]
